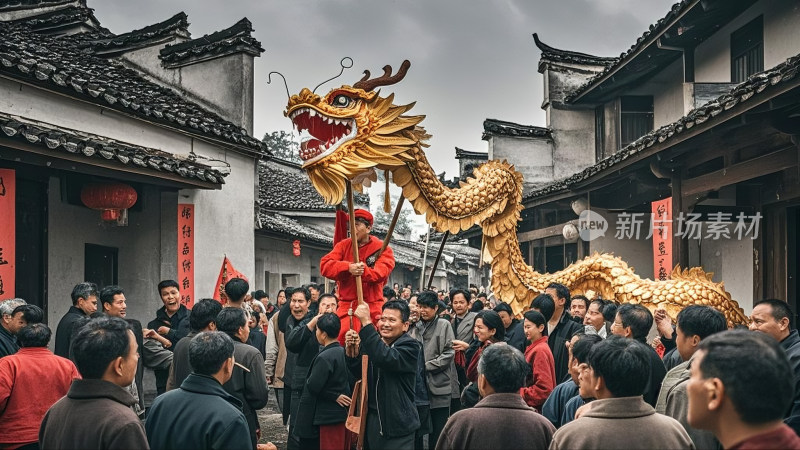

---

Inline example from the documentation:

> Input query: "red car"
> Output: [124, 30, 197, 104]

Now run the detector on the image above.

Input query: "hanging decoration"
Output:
[178, 204, 195, 308]
[293, 240, 301, 257]
[0, 169, 15, 299]
[80, 183, 137, 221]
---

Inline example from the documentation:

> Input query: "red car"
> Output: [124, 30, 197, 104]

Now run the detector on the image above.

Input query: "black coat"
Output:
[505, 318, 527, 352]
[294, 343, 351, 439]
[546, 311, 583, 382]
[222, 340, 269, 449]
[147, 304, 191, 348]
[782, 329, 800, 419]
[145, 373, 252, 450]
[284, 314, 322, 391]
[347, 326, 420, 438]
[246, 326, 267, 359]
[53, 306, 86, 358]
[642, 342, 667, 407]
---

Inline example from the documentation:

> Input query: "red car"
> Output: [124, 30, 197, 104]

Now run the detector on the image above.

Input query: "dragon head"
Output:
[285, 60, 427, 204]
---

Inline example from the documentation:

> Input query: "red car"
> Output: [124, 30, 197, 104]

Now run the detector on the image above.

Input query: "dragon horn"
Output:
[353, 60, 411, 92]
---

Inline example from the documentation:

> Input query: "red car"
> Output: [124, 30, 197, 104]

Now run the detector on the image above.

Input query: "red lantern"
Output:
[80, 183, 138, 221]
[292, 240, 301, 257]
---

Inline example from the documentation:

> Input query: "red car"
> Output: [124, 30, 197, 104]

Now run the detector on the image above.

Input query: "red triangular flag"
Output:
[334, 207, 349, 245]
[213, 256, 247, 304]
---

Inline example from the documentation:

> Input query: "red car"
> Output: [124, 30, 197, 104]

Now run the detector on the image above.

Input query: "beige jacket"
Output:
[265, 312, 287, 388]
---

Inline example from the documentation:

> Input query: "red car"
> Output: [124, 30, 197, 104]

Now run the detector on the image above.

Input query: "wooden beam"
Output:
[682, 146, 798, 198]
[518, 220, 576, 243]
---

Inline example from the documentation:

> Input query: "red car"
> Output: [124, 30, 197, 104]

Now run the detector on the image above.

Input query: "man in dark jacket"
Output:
[285, 291, 334, 450]
[147, 279, 191, 394]
[535, 288, 582, 382]
[166, 298, 222, 391]
[611, 303, 666, 407]
[216, 307, 269, 449]
[53, 282, 97, 358]
[346, 300, 421, 449]
[40, 316, 149, 449]
[495, 302, 526, 352]
[0, 299, 30, 358]
[295, 312, 351, 450]
[145, 331, 252, 450]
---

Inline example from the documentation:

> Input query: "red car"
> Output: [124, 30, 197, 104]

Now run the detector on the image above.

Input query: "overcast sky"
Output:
[92, 0, 675, 177]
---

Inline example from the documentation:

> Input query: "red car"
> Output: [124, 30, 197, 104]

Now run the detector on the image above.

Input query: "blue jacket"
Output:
[146, 373, 252, 450]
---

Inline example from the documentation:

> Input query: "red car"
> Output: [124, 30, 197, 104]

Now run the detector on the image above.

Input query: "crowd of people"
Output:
[0, 208, 799, 450]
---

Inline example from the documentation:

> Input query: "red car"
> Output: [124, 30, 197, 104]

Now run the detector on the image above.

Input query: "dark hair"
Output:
[572, 333, 603, 364]
[189, 299, 223, 331]
[449, 289, 470, 302]
[602, 301, 618, 323]
[677, 305, 727, 340]
[99, 285, 124, 308]
[587, 336, 650, 397]
[253, 290, 267, 300]
[494, 302, 513, 316]
[616, 304, 653, 341]
[547, 282, 570, 303]
[383, 300, 410, 322]
[317, 313, 341, 338]
[216, 307, 247, 338]
[417, 291, 439, 308]
[476, 310, 505, 341]
[477, 292, 488, 299]
[189, 331, 235, 375]
[72, 317, 132, 379]
[698, 330, 793, 424]
[157, 280, 180, 294]
[478, 344, 529, 393]
[531, 294, 555, 321]
[291, 286, 311, 301]
[71, 282, 98, 305]
[17, 323, 51, 347]
[754, 299, 795, 329]
[469, 300, 485, 313]
[571, 295, 590, 310]
[11, 304, 44, 324]
[523, 310, 546, 327]
[318, 293, 338, 306]
[383, 286, 397, 301]
[224, 278, 249, 303]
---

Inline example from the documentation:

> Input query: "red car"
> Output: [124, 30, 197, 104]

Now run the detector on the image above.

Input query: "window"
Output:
[731, 16, 763, 83]
[620, 96, 654, 148]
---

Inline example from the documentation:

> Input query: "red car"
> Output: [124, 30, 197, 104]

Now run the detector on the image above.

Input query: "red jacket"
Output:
[0, 347, 80, 444]
[519, 336, 556, 411]
[320, 235, 395, 304]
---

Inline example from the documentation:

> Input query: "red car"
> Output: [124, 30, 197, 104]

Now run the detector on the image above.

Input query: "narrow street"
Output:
[259, 390, 288, 450]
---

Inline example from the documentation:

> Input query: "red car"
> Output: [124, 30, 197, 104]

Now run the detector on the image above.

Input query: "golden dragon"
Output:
[284, 60, 747, 326]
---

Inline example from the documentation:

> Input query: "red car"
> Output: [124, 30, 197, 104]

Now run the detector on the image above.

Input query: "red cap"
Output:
[354, 209, 373, 226]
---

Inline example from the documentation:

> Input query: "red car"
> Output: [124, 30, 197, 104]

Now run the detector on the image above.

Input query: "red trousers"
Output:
[336, 299, 384, 345]
[320, 423, 347, 450]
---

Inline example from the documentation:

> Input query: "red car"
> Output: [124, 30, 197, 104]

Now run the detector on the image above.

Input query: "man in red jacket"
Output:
[321, 209, 395, 345]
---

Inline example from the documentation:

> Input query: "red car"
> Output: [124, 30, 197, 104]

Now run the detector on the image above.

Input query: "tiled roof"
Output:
[256, 211, 424, 268]
[0, 112, 227, 184]
[482, 118, 551, 140]
[0, 22, 266, 154]
[0, 0, 74, 11]
[454, 147, 488, 160]
[525, 53, 800, 201]
[7, 4, 105, 34]
[159, 18, 263, 66]
[566, 0, 693, 102]
[83, 12, 189, 54]
[533, 33, 617, 68]
[257, 159, 369, 211]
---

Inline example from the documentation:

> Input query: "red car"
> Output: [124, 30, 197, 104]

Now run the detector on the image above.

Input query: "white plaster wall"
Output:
[588, 209, 655, 282]
[46, 179, 172, 329]
[491, 136, 554, 184]
[631, 59, 685, 128]
[180, 150, 255, 299]
[695, 1, 800, 82]
[549, 107, 596, 179]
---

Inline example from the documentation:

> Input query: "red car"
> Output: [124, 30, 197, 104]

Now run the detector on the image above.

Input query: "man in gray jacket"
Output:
[449, 288, 476, 412]
[410, 291, 455, 449]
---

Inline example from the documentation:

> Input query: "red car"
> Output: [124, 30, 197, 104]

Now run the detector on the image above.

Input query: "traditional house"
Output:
[0, 1, 266, 322]
[484, 0, 800, 314]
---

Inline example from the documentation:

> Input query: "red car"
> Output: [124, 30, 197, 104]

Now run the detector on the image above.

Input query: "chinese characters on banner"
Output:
[0, 169, 14, 299]
[178, 204, 194, 308]
[652, 197, 673, 281]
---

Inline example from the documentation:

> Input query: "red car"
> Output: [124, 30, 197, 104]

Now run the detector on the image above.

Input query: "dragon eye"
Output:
[332, 95, 352, 107]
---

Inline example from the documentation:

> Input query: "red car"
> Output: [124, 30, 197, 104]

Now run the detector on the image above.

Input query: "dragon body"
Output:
[284, 61, 748, 326]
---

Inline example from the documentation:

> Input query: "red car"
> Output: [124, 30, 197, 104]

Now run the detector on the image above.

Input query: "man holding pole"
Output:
[321, 208, 395, 345]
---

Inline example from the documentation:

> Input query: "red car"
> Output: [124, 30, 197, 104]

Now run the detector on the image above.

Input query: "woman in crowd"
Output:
[520, 310, 556, 411]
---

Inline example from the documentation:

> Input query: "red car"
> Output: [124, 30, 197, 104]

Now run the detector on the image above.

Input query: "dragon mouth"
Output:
[289, 107, 356, 165]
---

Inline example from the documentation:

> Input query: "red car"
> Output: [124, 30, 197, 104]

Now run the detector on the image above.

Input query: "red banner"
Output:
[178, 204, 194, 308]
[213, 256, 247, 304]
[652, 197, 673, 281]
[0, 170, 14, 299]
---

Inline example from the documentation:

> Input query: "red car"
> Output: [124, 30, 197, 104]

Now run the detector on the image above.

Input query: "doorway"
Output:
[85, 244, 118, 288]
